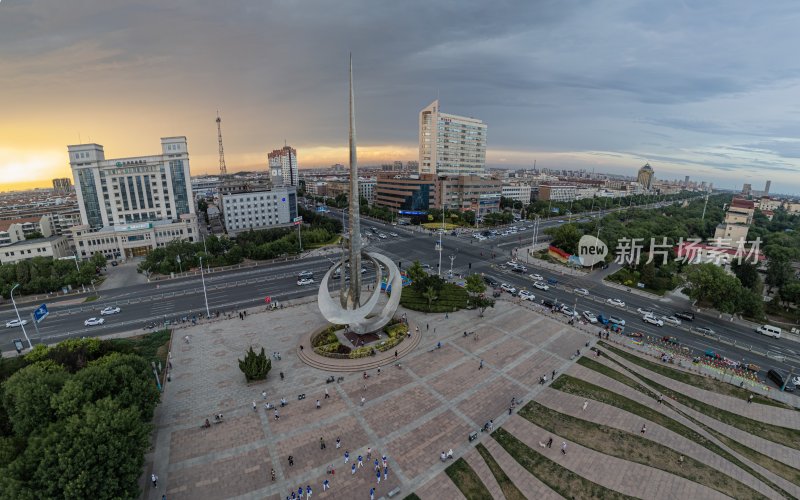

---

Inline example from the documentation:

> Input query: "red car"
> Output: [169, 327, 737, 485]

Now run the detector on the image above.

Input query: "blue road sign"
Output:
[33, 304, 48, 323]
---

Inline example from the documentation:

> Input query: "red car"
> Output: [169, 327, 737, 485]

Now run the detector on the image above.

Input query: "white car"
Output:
[529, 274, 544, 281]
[506, 261, 517, 267]
[533, 281, 550, 291]
[100, 306, 121, 315]
[297, 278, 315, 286]
[663, 315, 682, 326]
[500, 283, 517, 294]
[389, 232, 398, 237]
[298, 270, 314, 279]
[582, 311, 598, 323]
[518, 290, 536, 301]
[606, 298, 626, 308]
[378, 233, 387, 239]
[561, 306, 578, 318]
[643, 314, 664, 327]
[5, 319, 28, 328]
[84, 317, 105, 326]
[574, 288, 589, 296]
[637, 307, 654, 316]
[608, 315, 626, 326]
[695, 327, 715, 335]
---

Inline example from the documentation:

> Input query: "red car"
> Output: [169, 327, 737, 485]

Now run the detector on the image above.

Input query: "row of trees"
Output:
[0, 337, 161, 498]
[0, 253, 107, 299]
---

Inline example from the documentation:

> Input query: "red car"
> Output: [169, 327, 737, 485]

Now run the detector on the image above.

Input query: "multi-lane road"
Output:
[2, 207, 798, 394]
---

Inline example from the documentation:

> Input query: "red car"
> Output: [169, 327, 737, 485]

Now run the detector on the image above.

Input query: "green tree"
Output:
[421, 285, 438, 308]
[547, 223, 583, 255]
[464, 274, 485, 296]
[469, 295, 495, 317]
[731, 261, 761, 292]
[778, 281, 800, 307]
[684, 263, 742, 314]
[737, 288, 765, 320]
[765, 255, 792, 292]
[2, 360, 69, 437]
[238, 347, 271, 381]
[406, 261, 426, 284]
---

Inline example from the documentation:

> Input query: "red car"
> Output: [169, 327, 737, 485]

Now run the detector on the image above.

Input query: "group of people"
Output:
[439, 449, 454, 462]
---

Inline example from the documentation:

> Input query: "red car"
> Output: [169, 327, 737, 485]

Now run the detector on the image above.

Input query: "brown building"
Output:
[375, 173, 437, 212]
[435, 175, 501, 216]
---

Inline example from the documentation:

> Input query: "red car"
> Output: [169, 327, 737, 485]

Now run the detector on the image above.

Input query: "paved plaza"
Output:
[144, 297, 590, 499]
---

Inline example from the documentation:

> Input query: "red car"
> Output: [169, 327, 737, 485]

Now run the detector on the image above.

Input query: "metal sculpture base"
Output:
[317, 251, 403, 335]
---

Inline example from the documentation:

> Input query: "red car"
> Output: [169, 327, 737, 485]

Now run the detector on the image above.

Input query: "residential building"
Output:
[713, 197, 755, 244]
[219, 180, 298, 236]
[68, 137, 196, 231]
[68, 215, 199, 262]
[406, 161, 419, 171]
[758, 197, 782, 211]
[636, 163, 655, 190]
[0, 235, 72, 265]
[419, 100, 487, 176]
[501, 184, 532, 204]
[375, 173, 437, 213]
[52, 177, 73, 195]
[358, 179, 377, 205]
[268, 146, 299, 187]
[0, 216, 55, 246]
[537, 184, 577, 202]
[435, 175, 501, 216]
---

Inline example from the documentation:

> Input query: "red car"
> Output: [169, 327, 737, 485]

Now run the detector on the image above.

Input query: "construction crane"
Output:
[216, 111, 227, 176]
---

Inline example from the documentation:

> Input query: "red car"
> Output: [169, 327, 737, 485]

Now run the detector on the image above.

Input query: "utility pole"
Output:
[449, 254, 456, 278]
[437, 210, 444, 276]
[199, 256, 211, 318]
[10, 284, 32, 349]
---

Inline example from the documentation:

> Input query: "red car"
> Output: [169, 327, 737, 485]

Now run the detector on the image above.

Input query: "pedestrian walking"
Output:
[641, 424, 647, 434]
[320, 437, 326, 450]
[382, 455, 387, 468]
[370, 487, 375, 500]
[508, 406, 512, 415]
[561, 442, 567, 455]
[445, 312, 449, 319]
[262, 390, 267, 400]
[323, 479, 330, 491]
[367, 447, 372, 460]
[344, 451, 350, 463]
[151, 473, 158, 487]
[306, 485, 312, 498]
[582, 400, 588, 411]
[253, 401, 257, 411]
[376, 469, 381, 483]
[271, 468, 276, 481]
[552, 369, 556, 379]
[426, 323, 429, 331]
[288, 455, 294, 466]
[479, 359, 484, 370]
[373, 458, 379, 470]
[383, 466, 388, 480]
[336, 437, 341, 449]
[351, 463, 356, 475]
[324, 388, 330, 399]
[298, 486, 303, 498]
[395, 350, 398, 358]
[546, 437, 553, 448]
[274, 409, 280, 420]
[357, 455, 363, 468]
[316, 400, 321, 409]
[361, 396, 366, 406]
[748, 394, 753, 404]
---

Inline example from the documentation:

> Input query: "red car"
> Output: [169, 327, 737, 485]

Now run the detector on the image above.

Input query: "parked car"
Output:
[573, 288, 589, 296]
[100, 306, 121, 315]
[608, 315, 626, 326]
[5, 319, 28, 328]
[767, 369, 797, 392]
[561, 306, 578, 318]
[483, 276, 499, 287]
[606, 298, 626, 308]
[500, 283, 517, 294]
[533, 281, 550, 291]
[518, 290, 536, 301]
[674, 311, 695, 321]
[542, 299, 559, 310]
[643, 314, 664, 327]
[298, 270, 314, 279]
[297, 278, 315, 286]
[582, 311, 598, 323]
[84, 317, 105, 326]
[529, 273, 544, 281]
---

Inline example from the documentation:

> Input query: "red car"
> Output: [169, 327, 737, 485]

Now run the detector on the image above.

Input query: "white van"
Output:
[756, 325, 782, 338]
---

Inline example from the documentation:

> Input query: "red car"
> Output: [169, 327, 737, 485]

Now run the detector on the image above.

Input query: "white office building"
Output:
[358, 178, 377, 205]
[501, 184, 532, 204]
[220, 181, 298, 236]
[419, 100, 487, 176]
[268, 146, 299, 187]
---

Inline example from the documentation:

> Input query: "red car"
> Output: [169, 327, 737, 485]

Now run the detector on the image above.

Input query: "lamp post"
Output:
[199, 256, 211, 318]
[10, 284, 32, 349]
[437, 210, 444, 277]
[449, 254, 456, 278]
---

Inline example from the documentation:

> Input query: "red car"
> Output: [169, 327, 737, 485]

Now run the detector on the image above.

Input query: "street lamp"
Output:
[199, 256, 211, 318]
[10, 284, 32, 349]
[437, 210, 444, 277]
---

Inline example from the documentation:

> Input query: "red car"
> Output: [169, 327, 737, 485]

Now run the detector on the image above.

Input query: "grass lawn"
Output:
[400, 283, 469, 313]
[83, 295, 99, 302]
[599, 341, 794, 409]
[402, 495, 420, 500]
[551, 374, 791, 498]
[577, 356, 657, 398]
[107, 329, 171, 367]
[444, 458, 492, 500]
[421, 222, 461, 230]
[475, 443, 526, 500]
[598, 344, 800, 450]
[518, 400, 765, 499]
[492, 428, 634, 499]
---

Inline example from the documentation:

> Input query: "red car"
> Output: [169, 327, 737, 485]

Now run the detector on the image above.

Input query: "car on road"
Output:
[529, 273, 544, 281]
[582, 311, 598, 323]
[606, 298, 626, 308]
[574, 288, 589, 296]
[767, 369, 796, 392]
[389, 232, 398, 237]
[111, 260, 118, 266]
[297, 278, 315, 286]
[84, 317, 105, 326]
[483, 276, 499, 287]
[298, 270, 314, 279]
[511, 264, 527, 273]
[542, 299, 560, 310]
[518, 290, 536, 301]
[643, 314, 664, 327]
[100, 306, 121, 315]
[533, 281, 550, 291]
[662, 315, 682, 326]
[636, 307, 654, 316]
[506, 261, 517, 267]
[694, 327, 715, 335]
[674, 311, 695, 321]
[5, 319, 28, 328]
[547, 278, 558, 286]
[561, 306, 578, 318]
[378, 233, 387, 239]
[608, 315, 626, 326]
[500, 283, 517, 294]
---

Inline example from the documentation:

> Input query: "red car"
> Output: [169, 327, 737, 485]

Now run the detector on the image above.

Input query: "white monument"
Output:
[317, 57, 403, 334]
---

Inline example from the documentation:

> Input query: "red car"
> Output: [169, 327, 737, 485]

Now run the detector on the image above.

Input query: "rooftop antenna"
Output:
[216, 110, 227, 176]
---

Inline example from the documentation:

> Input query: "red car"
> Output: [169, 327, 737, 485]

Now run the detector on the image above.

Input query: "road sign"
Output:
[33, 304, 48, 323]
[293, 216, 303, 226]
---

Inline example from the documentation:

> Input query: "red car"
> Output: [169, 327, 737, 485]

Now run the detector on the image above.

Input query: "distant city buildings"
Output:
[636, 163, 655, 190]
[52, 177, 72, 195]
[268, 146, 299, 187]
[219, 179, 297, 236]
[538, 184, 577, 202]
[419, 100, 487, 176]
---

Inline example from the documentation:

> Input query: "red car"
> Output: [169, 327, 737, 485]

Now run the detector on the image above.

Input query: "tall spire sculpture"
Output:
[317, 56, 403, 335]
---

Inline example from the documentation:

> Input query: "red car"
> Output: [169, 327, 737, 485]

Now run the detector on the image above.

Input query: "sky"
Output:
[1, 0, 800, 194]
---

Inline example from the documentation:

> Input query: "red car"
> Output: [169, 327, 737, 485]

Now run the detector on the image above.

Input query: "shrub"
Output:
[349, 346, 373, 359]
[238, 347, 272, 381]
[384, 323, 407, 339]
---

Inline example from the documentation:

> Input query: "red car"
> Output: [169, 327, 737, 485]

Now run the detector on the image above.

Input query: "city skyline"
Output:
[3, 1, 800, 194]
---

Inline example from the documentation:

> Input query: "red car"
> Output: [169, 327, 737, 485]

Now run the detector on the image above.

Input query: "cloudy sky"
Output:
[2, 0, 800, 194]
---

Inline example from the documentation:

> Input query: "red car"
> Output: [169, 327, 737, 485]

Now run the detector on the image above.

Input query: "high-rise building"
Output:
[764, 180, 771, 195]
[419, 100, 487, 176]
[268, 146, 298, 187]
[684, 175, 690, 187]
[68, 137, 195, 230]
[636, 163, 655, 190]
[52, 177, 73, 195]
[741, 183, 752, 196]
